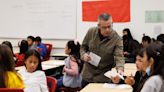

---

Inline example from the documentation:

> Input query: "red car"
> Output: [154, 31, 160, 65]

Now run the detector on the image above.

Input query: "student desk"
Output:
[125, 63, 136, 70]
[16, 60, 65, 78]
[50, 53, 68, 60]
[80, 64, 136, 92]
[80, 83, 132, 92]
[124, 63, 137, 75]
[111, 63, 137, 76]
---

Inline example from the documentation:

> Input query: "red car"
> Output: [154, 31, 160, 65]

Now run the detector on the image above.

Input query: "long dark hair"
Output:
[136, 42, 163, 92]
[67, 40, 80, 59]
[67, 40, 83, 73]
[153, 44, 164, 79]
[2, 41, 14, 56]
[123, 28, 133, 40]
[0, 44, 15, 88]
[24, 49, 42, 71]
[145, 42, 163, 74]
[19, 40, 28, 54]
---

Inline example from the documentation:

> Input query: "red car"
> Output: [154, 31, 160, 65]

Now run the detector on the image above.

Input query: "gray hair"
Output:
[98, 13, 113, 23]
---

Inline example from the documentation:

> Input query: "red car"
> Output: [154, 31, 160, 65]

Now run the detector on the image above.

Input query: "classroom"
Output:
[0, 0, 164, 92]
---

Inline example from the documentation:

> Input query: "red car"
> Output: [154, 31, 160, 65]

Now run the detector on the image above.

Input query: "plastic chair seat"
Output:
[59, 87, 81, 92]
[46, 76, 57, 92]
[43, 43, 53, 61]
[0, 88, 24, 92]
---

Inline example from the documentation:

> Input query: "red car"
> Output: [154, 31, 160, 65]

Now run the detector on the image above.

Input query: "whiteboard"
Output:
[0, 0, 77, 39]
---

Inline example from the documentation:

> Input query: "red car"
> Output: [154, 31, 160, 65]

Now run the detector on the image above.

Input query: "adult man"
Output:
[80, 13, 124, 86]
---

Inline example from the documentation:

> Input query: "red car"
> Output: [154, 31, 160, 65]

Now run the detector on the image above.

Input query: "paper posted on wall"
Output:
[88, 52, 101, 67]
[104, 70, 124, 80]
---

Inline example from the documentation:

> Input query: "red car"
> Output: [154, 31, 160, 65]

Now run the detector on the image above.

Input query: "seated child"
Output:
[0, 44, 24, 88]
[140, 43, 164, 92]
[57, 40, 82, 88]
[18, 49, 48, 92]
[111, 49, 148, 92]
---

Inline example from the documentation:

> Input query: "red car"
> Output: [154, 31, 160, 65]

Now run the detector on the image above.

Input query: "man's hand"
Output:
[118, 69, 124, 76]
[111, 75, 121, 83]
[123, 51, 130, 56]
[83, 53, 91, 62]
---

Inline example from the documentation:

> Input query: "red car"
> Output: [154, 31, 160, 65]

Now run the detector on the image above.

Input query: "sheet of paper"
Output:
[103, 83, 132, 89]
[88, 52, 101, 67]
[104, 70, 124, 80]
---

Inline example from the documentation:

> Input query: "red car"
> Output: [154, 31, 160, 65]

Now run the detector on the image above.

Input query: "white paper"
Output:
[104, 70, 124, 80]
[88, 52, 101, 67]
[103, 83, 132, 89]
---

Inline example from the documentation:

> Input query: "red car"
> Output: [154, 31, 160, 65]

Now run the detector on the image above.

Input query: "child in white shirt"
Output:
[18, 49, 49, 92]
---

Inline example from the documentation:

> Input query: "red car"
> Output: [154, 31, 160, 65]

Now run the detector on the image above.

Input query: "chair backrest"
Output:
[15, 53, 25, 67]
[0, 88, 24, 92]
[15, 61, 24, 67]
[46, 76, 57, 92]
[44, 43, 53, 61]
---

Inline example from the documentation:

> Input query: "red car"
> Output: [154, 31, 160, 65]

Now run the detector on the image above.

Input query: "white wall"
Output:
[0, 0, 77, 40]
[0, 0, 164, 54]
[77, 0, 164, 43]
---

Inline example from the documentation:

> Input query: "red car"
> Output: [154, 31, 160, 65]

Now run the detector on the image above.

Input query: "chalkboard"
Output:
[0, 0, 77, 39]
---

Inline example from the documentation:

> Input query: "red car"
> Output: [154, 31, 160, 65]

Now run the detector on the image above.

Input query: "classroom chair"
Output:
[14, 53, 25, 67]
[59, 87, 81, 92]
[43, 43, 53, 61]
[47, 76, 57, 92]
[0, 88, 24, 92]
[15, 60, 24, 67]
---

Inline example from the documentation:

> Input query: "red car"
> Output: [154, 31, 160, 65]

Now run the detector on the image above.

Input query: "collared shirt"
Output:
[141, 75, 164, 92]
[80, 27, 124, 83]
